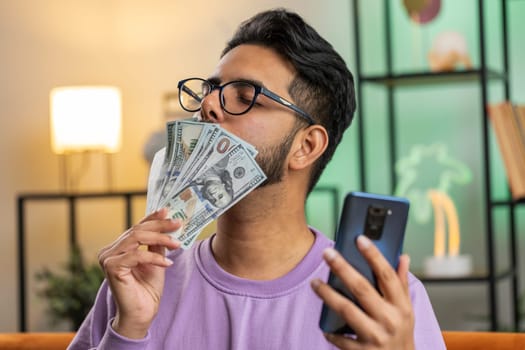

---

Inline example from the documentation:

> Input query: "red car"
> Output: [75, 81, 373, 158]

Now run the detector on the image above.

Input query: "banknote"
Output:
[146, 120, 178, 213]
[146, 120, 266, 249]
[146, 147, 166, 214]
[164, 127, 258, 204]
[167, 124, 221, 199]
[155, 120, 207, 208]
[163, 143, 266, 248]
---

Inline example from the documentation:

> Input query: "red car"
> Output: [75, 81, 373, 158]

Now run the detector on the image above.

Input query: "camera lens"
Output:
[364, 205, 388, 240]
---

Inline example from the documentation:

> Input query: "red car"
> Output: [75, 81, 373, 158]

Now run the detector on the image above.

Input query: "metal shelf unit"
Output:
[352, 0, 522, 331]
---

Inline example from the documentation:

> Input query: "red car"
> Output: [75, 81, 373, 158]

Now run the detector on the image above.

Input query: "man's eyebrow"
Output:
[206, 76, 266, 88]
[234, 77, 264, 87]
[207, 76, 221, 85]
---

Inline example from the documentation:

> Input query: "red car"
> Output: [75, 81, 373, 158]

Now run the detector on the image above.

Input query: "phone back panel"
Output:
[319, 191, 410, 334]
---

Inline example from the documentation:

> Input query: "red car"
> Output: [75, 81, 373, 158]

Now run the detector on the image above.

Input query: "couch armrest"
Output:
[0, 332, 75, 350]
[443, 331, 525, 350]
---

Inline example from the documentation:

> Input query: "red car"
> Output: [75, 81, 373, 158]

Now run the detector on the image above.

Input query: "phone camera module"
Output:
[364, 205, 388, 240]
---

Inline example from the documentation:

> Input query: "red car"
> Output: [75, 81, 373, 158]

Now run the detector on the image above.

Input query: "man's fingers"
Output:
[323, 333, 362, 350]
[135, 217, 182, 235]
[311, 278, 379, 340]
[314, 239, 415, 348]
[355, 235, 407, 304]
[98, 209, 177, 261]
[321, 247, 390, 322]
[99, 231, 179, 263]
[397, 254, 411, 294]
[126, 230, 181, 249]
[355, 236, 413, 331]
[98, 221, 182, 269]
[102, 249, 174, 280]
[139, 207, 169, 224]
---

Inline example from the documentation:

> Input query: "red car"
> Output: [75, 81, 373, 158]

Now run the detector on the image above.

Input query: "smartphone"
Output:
[319, 191, 410, 334]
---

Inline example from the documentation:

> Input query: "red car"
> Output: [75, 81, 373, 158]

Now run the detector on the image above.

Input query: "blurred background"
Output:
[1, 0, 524, 333]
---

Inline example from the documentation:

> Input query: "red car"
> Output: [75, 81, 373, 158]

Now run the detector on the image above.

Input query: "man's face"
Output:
[203, 179, 232, 208]
[201, 44, 302, 185]
[255, 130, 298, 186]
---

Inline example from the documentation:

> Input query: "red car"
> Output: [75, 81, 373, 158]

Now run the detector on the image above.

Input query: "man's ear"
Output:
[289, 125, 328, 170]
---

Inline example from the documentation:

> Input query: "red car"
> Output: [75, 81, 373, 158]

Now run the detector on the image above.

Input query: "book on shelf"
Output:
[515, 105, 525, 150]
[487, 101, 525, 201]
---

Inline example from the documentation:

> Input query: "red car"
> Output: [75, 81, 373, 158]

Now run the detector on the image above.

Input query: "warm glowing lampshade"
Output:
[50, 86, 122, 154]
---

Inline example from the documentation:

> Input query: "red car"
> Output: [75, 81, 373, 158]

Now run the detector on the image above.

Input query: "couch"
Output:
[0, 332, 75, 350]
[1, 331, 525, 349]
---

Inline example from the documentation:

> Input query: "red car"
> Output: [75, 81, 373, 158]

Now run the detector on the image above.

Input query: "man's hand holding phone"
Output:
[311, 192, 415, 349]
[311, 235, 415, 349]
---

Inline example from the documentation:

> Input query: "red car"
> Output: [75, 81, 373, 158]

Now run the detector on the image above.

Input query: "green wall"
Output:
[309, 0, 525, 275]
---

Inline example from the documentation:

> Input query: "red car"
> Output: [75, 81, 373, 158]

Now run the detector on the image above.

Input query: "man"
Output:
[68, 8, 445, 349]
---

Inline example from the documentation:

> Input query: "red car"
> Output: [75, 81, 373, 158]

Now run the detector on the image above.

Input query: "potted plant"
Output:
[35, 245, 105, 330]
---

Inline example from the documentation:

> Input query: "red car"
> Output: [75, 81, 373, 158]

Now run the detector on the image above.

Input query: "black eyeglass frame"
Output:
[177, 77, 315, 125]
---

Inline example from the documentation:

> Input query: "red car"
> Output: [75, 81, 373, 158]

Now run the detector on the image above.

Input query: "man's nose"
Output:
[199, 90, 226, 123]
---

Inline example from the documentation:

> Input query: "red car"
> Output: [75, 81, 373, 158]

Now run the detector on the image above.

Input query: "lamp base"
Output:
[423, 255, 472, 277]
[58, 152, 114, 192]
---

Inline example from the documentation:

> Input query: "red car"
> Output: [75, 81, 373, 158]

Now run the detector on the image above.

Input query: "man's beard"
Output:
[256, 129, 298, 187]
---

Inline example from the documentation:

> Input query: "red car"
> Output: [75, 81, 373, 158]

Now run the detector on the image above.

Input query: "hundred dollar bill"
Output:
[147, 120, 179, 213]
[146, 147, 166, 214]
[165, 143, 267, 249]
[156, 120, 207, 209]
[165, 120, 178, 168]
[167, 127, 258, 202]
[187, 127, 258, 183]
[167, 124, 221, 198]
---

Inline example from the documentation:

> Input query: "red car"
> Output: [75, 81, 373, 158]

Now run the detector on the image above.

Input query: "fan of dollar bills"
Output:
[146, 120, 267, 249]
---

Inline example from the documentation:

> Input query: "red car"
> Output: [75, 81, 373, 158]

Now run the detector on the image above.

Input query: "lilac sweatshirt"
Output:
[68, 229, 445, 349]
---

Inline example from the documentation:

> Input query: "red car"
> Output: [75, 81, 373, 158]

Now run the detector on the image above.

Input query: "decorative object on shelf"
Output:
[487, 102, 525, 200]
[143, 91, 187, 164]
[402, 0, 441, 24]
[35, 245, 104, 330]
[401, 0, 442, 69]
[395, 144, 473, 277]
[428, 31, 473, 72]
[423, 190, 472, 277]
[395, 143, 472, 224]
[50, 86, 122, 191]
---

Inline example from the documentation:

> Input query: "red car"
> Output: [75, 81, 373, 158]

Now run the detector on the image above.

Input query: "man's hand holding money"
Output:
[97, 208, 181, 339]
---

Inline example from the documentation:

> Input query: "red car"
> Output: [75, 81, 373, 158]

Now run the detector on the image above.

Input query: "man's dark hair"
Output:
[222, 8, 356, 193]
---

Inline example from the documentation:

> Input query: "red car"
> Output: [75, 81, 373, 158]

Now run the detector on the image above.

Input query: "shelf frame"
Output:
[417, 268, 517, 284]
[352, 0, 521, 331]
[16, 190, 146, 332]
[359, 69, 508, 86]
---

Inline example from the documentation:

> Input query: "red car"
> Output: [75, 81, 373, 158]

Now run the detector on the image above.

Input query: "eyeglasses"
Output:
[177, 77, 315, 125]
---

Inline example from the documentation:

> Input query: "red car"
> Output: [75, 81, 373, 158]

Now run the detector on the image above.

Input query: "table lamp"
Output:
[50, 86, 122, 191]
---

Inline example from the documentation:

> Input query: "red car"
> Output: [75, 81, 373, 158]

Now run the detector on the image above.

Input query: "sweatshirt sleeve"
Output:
[66, 280, 152, 350]
[408, 273, 446, 350]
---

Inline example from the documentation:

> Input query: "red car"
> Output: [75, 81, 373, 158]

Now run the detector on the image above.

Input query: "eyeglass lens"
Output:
[179, 79, 206, 112]
[179, 79, 258, 115]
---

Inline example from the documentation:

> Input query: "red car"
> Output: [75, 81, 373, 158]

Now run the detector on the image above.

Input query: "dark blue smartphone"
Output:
[319, 191, 410, 334]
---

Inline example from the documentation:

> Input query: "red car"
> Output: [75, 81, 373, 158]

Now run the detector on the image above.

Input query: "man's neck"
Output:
[210, 185, 315, 280]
